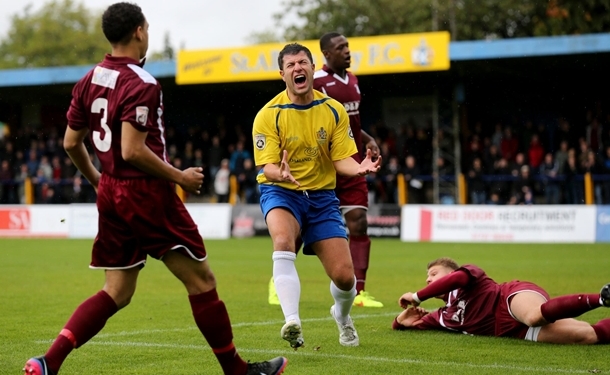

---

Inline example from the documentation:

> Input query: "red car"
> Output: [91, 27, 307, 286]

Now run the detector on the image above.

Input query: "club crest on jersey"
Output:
[255, 134, 266, 150]
[316, 127, 327, 143]
[136, 106, 149, 125]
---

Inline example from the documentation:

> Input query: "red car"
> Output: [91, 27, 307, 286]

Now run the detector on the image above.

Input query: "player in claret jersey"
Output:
[393, 257, 610, 345]
[313, 32, 383, 308]
[22, 3, 287, 375]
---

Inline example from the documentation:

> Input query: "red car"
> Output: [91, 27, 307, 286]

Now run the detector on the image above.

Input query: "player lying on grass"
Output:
[393, 257, 610, 344]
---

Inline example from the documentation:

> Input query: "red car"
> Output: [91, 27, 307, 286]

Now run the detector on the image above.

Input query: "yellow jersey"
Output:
[253, 89, 357, 191]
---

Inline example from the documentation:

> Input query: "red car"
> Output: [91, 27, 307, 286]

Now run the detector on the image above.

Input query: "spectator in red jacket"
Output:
[528, 134, 545, 170]
[500, 127, 519, 162]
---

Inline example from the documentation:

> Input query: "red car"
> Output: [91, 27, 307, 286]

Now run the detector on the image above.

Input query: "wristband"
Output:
[412, 292, 422, 304]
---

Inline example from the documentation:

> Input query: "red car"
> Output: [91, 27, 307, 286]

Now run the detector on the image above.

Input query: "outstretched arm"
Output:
[399, 269, 471, 308]
[262, 150, 300, 187]
[334, 148, 382, 177]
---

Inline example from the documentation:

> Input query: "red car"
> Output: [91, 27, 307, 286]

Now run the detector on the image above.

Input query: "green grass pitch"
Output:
[1, 237, 609, 374]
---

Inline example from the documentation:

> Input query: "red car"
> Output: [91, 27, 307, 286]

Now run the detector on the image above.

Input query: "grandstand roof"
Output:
[0, 33, 608, 88]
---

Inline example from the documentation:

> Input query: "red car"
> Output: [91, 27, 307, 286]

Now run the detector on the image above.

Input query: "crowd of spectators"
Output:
[363, 106, 610, 205]
[1, 106, 610, 206]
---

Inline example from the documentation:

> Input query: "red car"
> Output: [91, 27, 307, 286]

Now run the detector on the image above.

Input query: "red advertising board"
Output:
[0, 208, 31, 233]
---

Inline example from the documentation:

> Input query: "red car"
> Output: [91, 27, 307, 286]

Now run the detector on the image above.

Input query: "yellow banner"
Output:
[176, 32, 449, 85]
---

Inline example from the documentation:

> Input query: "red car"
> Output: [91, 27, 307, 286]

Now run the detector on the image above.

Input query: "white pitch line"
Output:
[74, 340, 590, 374]
[91, 311, 398, 338]
[31, 311, 597, 374]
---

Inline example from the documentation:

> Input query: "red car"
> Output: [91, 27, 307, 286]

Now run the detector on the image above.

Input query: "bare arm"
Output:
[361, 129, 380, 158]
[399, 269, 470, 308]
[64, 126, 101, 190]
[261, 150, 300, 187]
[334, 148, 381, 177]
[121, 121, 204, 194]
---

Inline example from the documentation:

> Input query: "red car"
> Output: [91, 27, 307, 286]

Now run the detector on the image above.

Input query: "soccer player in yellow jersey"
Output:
[252, 43, 381, 349]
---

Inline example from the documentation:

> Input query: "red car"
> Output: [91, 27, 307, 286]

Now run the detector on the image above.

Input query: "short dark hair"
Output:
[102, 2, 145, 45]
[427, 257, 460, 271]
[320, 32, 342, 51]
[277, 43, 313, 70]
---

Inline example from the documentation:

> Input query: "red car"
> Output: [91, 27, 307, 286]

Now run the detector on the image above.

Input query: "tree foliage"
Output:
[534, 0, 610, 36]
[250, 0, 610, 43]
[148, 32, 175, 61]
[0, 0, 109, 69]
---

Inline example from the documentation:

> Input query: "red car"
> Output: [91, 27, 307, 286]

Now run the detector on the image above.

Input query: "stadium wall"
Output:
[2, 204, 610, 243]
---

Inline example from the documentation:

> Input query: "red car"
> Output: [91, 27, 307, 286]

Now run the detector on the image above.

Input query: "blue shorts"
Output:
[259, 184, 347, 255]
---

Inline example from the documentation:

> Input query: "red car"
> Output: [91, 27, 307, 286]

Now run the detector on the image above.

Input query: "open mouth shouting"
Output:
[294, 74, 307, 89]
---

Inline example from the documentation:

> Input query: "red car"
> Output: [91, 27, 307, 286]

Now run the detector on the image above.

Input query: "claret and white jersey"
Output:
[67, 54, 167, 178]
[313, 65, 363, 161]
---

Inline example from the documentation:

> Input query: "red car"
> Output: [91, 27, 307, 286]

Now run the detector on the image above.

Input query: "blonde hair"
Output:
[427, 257, 459, 271]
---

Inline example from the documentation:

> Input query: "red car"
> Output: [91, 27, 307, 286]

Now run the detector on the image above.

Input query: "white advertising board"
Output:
[186, 203, 232, 240]
[401, 205, 596, 243]
[68, 204, 232, 240]
[0, 204, 232, 240]
[69, 204, 99, 239]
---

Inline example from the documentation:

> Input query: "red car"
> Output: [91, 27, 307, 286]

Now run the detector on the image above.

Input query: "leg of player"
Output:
[162, 252, 287, 375]
[509, 286, 610, 345]
[313, 238, 360, 347]
[536, 283, 610, 345]
[268, 237, 303, 306]
[511, 288, 606, 327]
[537, 318, 609, 344]
[266, 208, 304, 349]
[345, 208, 383, 308]
[23, 269, 137, 375]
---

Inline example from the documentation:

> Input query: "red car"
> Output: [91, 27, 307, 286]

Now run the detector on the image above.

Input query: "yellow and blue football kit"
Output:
[253, 89, 357, 190]
[253, 89, 358, 253]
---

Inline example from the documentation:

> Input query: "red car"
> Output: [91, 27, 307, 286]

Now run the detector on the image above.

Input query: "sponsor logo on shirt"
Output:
[450, 299, 467, 324]
[92, 66, 120, 89]
[343, 101, 360, 112]
[304, 147, 319, 157]
[290, 157, 313, 163]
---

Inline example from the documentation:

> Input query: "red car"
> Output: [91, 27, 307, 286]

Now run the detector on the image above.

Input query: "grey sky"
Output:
[0, 0, 296, 53]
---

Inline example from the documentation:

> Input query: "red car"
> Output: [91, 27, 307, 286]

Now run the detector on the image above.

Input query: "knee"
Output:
[331, 264, 355, 290]
[116, 295, 133, 310]
[580, 330, 599, 344]
[520, 310, 547, 327]
[272, 234, 297, 251]
[348, 213, 368, 236]
[105, 287, 135, 310]
[188, 268, 217, 294]
[335, 275, 355, 291]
